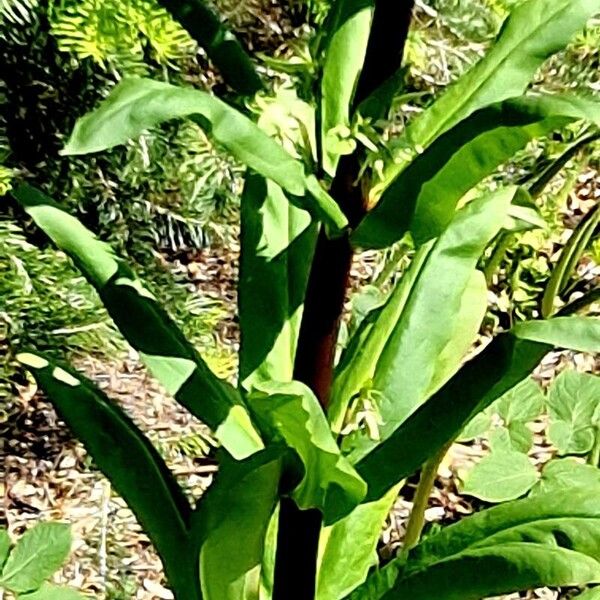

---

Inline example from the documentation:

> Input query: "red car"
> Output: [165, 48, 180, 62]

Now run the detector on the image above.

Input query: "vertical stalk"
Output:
[273, 2, 415, 597]
[403, 441, 451, 551]
[589, 427, 600, 467]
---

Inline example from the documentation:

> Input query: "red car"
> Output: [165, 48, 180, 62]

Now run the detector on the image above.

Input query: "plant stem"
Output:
[484, 233, 514, 287]
[403, 441, 451, 551]
[273, 2, 416, 595]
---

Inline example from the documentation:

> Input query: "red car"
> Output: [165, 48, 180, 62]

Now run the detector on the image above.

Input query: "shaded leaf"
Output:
[239, 174, 317, 386]
[15, 353, 197, 600]
[61, 78, 347, 233]
[13, 185, 264, 461]
[547, 370, 600, 455]
[193, 449, 284, 600]
[0, 522, 71, 594]
[248, 380, 366, 524]
[354, 95, 600, 249]
[155, 0, 262, 95]
[461, 450, 539, 503]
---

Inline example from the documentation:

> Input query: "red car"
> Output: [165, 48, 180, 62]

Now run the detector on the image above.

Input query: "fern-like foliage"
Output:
[49, 0, 196, 73]
[0, 0, 38, 26]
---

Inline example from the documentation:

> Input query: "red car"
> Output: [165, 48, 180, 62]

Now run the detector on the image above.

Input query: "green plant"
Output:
[0, 521, 85, 599]
[458, 371, 600, 502]
[10, 1, 600, 599]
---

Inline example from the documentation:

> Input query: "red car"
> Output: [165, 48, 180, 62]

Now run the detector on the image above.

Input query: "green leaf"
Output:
[457, 411, 492, 442]
[494, 377, 544, 425]
[354, 94, 600, 249]
[316, 484, 400, 600]
[15, 353, 198, 600]
[155, 0, 262, 95]
[531, 458, 600, 496]
[542, 203, 600, 317]
[0, 529, 10, 571]
[354, 487, 600, 599]
[61, 78, 347, 233]
[513, 316, 600, 352]
[192, 449, 284, 600]
[239, 174, 318, 386]
[424, 270, 488, 399]
[505, 421, 534, 453]
[0, 522, 71, 594]
[320, 0, 374, 175]
[19, 583, 86, 600]
[248, 380, 366, 524]
[461, 450, 539, 503]
[378, 0, 600, 189]
[341, 186, 513, 463]
[547, 370, 600, 455]
[329, 243, 432, 434]
[13, 185, 264, 461]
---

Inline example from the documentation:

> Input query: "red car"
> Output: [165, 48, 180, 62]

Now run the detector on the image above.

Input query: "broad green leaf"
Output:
[378, 544, 600, 600]
[19, 583, 86, 600]
[329, 243, 432, 434]
[547, 370, 600, 455]
[316, 484, 400, 600]
[506, 421, 534, 453]
[239, 174, 317, 386]
[320, 0, 373, 175]
[355, 316, 600, 501]
[61, 78, 347, 233]
[341, 186, 514, 463]
[15, 353, 198, 600]
[0, 522, 71, 594]
[461, 450, 539, 503]
[531, 458, 600, 496]
[155, 0, 262, 95]
[542, 203, 600, 317]
[13, 185, 264, 461]
[354, 95, 600, 249]
[193, 449, 283, 600]
[0, 529, 10, 571]
[494, 377, 544, 425]
[248, 380, 366, 524]
[354, 487, 600, 599]
[377, 0, 600, 190]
